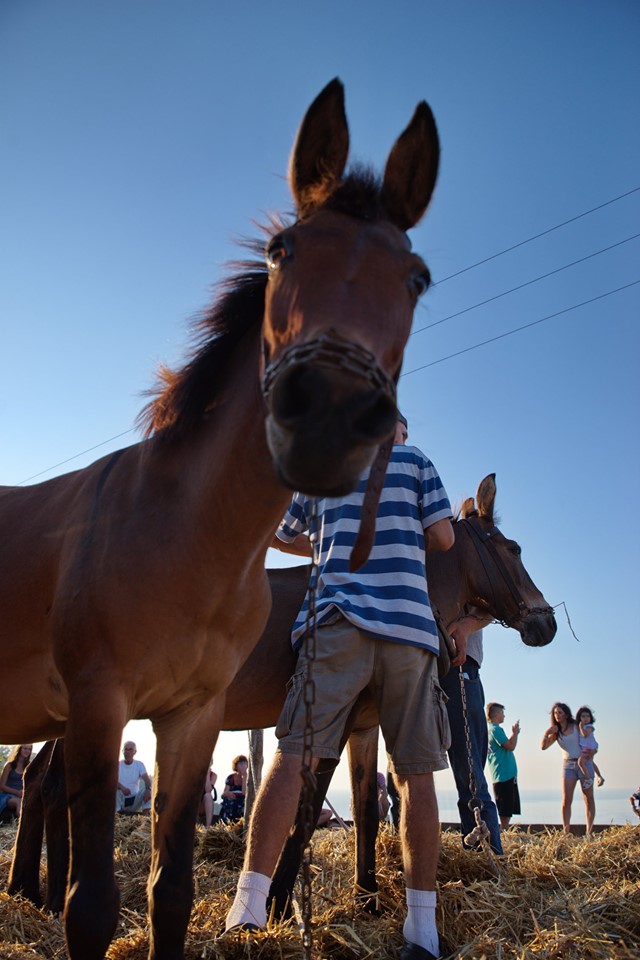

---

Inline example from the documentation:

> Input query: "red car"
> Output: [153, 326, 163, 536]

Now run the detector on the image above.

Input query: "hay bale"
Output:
[1, 815, 639, 959]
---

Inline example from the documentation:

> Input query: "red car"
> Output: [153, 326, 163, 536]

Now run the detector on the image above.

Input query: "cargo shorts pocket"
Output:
[433, 678, 452, 753]
[275, 669, 305, 740]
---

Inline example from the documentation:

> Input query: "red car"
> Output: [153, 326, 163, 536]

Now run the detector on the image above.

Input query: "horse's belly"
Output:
[0, 662, 68, 743]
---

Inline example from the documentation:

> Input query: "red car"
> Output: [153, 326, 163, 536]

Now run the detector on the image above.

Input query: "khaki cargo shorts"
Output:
[276, 613, 451, 775]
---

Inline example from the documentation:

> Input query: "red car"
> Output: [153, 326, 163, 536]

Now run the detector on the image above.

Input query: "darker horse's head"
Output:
[262, 78, 440, 496]
[458, 475, 557, 647]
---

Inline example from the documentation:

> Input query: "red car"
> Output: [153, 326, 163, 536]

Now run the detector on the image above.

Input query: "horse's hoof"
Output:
[226, 922, 262, 933]
[399, 941, 439, 960]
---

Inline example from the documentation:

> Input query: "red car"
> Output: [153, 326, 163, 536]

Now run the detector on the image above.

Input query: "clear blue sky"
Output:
[1, 1, 638, 819]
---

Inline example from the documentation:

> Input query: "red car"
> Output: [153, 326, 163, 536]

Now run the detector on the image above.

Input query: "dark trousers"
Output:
[440, 660, 503, 855]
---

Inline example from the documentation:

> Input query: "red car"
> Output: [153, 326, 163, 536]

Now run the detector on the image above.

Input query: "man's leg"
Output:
[377, 643, 449, 959]
[397, 772, 440, 958]
[225, 751, 311, 930]
[227, 616, 372, 932]
[129, 786, 147, 813]
[441, 664, 503, 855]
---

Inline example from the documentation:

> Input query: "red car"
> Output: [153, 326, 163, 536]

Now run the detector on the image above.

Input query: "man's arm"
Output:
[446, 609, 492, 667]
[271, 532, 312, 557]
[500, 721, 521, 751]
[424, 517, 454, 552]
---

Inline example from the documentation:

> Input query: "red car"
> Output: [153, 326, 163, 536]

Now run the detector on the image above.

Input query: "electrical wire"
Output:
[18, 429, 134, 485]
[413, 233, 640, 336]
[436, 186, 640, 285]
[401, 279, 640, 379]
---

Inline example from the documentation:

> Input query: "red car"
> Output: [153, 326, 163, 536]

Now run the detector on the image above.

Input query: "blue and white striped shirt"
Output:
[276, 445, 452, 654]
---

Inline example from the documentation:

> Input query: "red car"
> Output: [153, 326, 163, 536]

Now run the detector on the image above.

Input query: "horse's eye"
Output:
[266, 235, 292, 270]
[408, 269, 431, 299]
[509, 542, 522, 557]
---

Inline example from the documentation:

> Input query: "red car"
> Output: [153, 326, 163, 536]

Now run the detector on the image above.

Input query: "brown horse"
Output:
[0, 79, 441, 960]
[9, 474, 556, 919]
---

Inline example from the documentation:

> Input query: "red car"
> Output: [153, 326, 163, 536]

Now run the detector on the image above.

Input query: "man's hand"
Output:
[447, 619, 469, 667]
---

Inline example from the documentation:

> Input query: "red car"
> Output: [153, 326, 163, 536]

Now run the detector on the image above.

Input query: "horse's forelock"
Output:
[299, 165, 387, 222]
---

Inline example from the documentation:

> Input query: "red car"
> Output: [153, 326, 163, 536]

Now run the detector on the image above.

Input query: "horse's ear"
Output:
[289, 78, 349, 217]
[380, 101, 440, 231]
[460, 497, 476, 519]
[476, 474, 497, 521]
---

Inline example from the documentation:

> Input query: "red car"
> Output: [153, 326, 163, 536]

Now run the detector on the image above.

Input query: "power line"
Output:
[401, 279, 640, 379]
[413, 233, 640, 336]
[18, 429, 134, 485]
[436, 186, 640, 284]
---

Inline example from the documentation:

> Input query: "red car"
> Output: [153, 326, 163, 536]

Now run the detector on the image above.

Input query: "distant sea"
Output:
[324, 787, 636, 828]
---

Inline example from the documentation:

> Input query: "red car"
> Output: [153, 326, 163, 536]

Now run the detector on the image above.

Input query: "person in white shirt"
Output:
[116, 741, 152, 814]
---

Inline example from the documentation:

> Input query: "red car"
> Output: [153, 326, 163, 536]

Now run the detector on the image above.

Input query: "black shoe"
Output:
[399, 941, 439, 960]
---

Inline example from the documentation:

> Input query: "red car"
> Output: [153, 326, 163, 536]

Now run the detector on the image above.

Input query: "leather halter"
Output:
[261, 329, 398, 572]
[458, 516, 544, 627]
[261, 329, 397, 406]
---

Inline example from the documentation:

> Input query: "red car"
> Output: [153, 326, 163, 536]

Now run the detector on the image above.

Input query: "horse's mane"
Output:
[137, 262, 269, 440]
[138, 166, 388, 441]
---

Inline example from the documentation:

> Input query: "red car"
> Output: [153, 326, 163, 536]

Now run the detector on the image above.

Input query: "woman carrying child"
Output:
[541, 703, 595, 834]
[576, 705, 604, 789]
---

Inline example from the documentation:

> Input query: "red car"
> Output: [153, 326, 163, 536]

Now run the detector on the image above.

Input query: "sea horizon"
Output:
[324, 786, 637, 828]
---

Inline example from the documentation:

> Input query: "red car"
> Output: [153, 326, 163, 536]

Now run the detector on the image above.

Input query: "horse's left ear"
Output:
[289, 78, 350, 217]
[380, 101, 440, 231]
[476, 474, 497, 521]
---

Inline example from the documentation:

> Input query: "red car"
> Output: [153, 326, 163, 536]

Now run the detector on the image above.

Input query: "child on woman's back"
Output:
[576, 705, 604, 788]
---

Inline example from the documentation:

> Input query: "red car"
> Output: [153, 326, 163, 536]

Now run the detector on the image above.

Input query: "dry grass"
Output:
[0, 817, 638, 959]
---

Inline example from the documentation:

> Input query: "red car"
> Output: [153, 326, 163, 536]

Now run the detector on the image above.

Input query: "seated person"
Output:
[317, 807, 333, 828]
[377, 771, 390, 822]
[202, 764, 218, 827]
[219, 755, 248, 823]
[0, 744, 33, 819]
[116, 741, 152, 814]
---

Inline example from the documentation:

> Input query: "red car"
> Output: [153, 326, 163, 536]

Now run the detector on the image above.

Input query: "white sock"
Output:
[403, 888, 439, 957]
[225, 870, 272, 931]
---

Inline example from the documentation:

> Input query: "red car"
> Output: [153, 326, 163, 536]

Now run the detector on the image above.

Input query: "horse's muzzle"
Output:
[265, 359, 397, 496]
[518, 610, 557, 647]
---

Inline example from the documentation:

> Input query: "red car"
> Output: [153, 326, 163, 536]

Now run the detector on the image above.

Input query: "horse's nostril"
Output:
[271, 365, 326, 424]
[353, 394, 397, 441]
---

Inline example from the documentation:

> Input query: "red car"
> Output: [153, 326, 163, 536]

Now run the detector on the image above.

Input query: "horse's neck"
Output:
[427, 539, 469, 625]
[147, 332, 289, 566]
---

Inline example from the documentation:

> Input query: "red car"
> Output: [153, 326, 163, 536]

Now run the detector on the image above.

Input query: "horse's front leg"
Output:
[63, 692, 127, 960]
[148, 699, 223, 960]
[7, 739, 55, 906]
[347, 725, 381, 912]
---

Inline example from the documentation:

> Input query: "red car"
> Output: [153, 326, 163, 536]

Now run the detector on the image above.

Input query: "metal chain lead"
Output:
[300, 497, 319, 958]
[458, 666, 480, 815]
[458, 665, 500, 875]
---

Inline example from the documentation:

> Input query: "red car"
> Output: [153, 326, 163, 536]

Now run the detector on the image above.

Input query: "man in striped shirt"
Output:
[226, 415, 454, 960]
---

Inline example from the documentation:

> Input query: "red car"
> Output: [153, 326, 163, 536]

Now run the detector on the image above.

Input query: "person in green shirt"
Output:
[486, 703, 521, 829]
